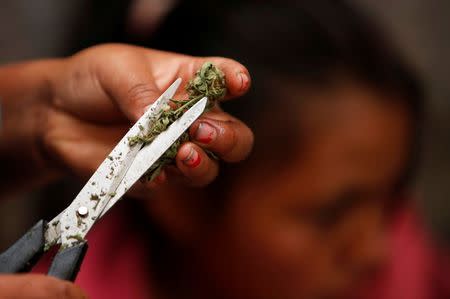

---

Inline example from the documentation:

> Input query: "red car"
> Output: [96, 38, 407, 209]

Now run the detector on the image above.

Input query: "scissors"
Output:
[0, 78, 207, 281]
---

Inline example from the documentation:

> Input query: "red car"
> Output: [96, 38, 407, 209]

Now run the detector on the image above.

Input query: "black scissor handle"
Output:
[0, 220, 46, 273]
[0, 219, 88, 282]
[48, 241, 88, 281]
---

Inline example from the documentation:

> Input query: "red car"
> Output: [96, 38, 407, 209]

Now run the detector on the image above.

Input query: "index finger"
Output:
[143, 49, 251, 101]
[189, 56, 251, 100]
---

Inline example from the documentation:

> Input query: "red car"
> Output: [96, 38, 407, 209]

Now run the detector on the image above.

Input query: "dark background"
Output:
[0, 0, 449, 247]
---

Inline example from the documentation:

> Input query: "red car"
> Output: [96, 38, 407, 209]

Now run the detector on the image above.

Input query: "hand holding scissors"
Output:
[0, 79, 206, 281]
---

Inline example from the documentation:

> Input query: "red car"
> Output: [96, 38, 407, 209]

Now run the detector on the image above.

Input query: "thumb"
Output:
[96, 54, 162, 122]
[0, 274, 87, 299]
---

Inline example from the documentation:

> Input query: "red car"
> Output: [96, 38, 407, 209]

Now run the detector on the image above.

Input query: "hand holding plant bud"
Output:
[0, 44, 253, 193]
[128, 62, 227, 182]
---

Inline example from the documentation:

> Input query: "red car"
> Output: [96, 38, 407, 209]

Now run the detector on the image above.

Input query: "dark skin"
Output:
[0, 44, 253, 299]
[0, 44, 253, 196]
[147, 77, 413, 299]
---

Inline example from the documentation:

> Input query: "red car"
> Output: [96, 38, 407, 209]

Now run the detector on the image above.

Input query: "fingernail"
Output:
[238, 72, 249, 91]
[195, 122, 217, 144]
[182, 147, 201, 168]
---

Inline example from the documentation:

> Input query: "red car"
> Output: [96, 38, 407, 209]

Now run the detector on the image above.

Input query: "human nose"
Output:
[338, 202, 389, 275]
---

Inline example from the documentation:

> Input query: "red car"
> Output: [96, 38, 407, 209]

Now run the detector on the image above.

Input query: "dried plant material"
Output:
[128, 62, 226, 181]
[186, 62, 227, 107]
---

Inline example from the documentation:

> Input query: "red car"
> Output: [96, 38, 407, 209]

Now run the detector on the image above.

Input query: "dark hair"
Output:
[196, 0, 424, 209]
[136, 0, 425, 286]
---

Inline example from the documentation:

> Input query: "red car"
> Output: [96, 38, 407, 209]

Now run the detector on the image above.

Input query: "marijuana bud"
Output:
[186, 62, 226, 107]
[129, 62, 227, 181]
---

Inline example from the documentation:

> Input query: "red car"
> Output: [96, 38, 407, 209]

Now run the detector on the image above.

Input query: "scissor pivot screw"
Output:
[77, 206, 89, 217]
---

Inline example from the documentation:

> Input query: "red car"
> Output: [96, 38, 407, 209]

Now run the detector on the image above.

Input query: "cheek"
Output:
[199, 198, 334, 299]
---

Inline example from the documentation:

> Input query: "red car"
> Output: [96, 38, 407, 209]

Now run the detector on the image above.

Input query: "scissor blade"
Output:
[99, 97, 208, 218]
[45, 79, 182, 247]
[58, 97, 207, 247]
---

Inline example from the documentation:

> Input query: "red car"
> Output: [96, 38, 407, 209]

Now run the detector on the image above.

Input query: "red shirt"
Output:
[35, 205, 450, 299]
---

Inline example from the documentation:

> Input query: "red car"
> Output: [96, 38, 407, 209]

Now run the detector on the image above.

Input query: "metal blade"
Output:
[44, 78, 182, 247]
[99, 97, 208, 218]
[57, 97, 207, 248]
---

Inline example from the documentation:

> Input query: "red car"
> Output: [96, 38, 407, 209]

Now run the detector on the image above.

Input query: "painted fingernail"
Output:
[183, 147, 201, 168]
[238, 72, 249, 91]
[195, 122, 217, 144]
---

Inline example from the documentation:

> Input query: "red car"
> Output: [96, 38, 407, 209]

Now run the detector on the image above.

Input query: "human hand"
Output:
[40, 44, 253, 188]
[0, 274, 87, 299]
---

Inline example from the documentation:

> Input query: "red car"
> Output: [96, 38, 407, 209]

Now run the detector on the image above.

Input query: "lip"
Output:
[336, 277, 376, 299]
[320, 276, 372, 299]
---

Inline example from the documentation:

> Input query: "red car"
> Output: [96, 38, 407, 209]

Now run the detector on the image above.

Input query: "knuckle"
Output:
[216, 120, 253, 162]
[127, 83, 159, 105]
[218, 121, 239, 159]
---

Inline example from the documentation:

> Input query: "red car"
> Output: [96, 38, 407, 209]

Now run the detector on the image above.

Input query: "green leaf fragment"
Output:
[129, 62, 226, 182]
[90, 194, 100, 209]
[67, 234, 84, 243]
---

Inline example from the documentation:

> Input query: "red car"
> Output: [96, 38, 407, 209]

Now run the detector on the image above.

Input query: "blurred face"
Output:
[188, 79, 413, 299]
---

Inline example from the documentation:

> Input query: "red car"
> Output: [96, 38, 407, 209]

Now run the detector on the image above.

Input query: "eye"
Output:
[311, 207, 341, 230]
[309, 191, 362, 231]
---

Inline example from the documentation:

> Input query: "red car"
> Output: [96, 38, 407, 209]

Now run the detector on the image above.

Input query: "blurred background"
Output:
[0, 0, 449, 258]
[357, 0, 450, 249]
